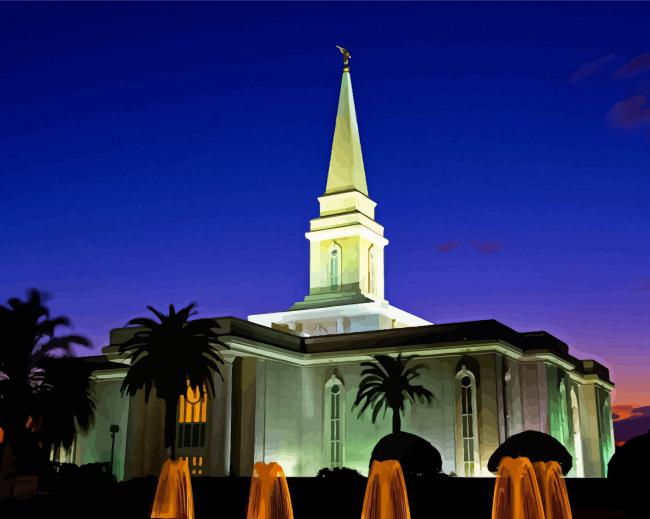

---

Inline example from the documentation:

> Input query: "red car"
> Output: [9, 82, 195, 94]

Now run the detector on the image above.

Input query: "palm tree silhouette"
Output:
[117, 303, 228, 460]
[36, 357, 96, 459]
[0, 289, 93, 471]
[352, 354, 434, 434]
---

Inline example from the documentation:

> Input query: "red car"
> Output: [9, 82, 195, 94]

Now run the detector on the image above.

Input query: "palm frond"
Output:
[352, 352, 435, 430]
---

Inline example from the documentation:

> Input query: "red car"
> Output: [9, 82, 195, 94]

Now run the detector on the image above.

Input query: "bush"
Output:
[316, 467, 364, 481]
[487, 430, 572, 475]
[370, 432, 443, 477]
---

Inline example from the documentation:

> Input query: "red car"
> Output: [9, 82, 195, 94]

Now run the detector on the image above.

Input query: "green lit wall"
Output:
[75, 378, 130, 480]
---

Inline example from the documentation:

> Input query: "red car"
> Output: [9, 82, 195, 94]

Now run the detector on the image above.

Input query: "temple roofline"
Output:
[100, 316, 613, 386]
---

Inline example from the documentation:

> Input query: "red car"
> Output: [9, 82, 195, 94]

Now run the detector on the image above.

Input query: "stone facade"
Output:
[72, 63, 614, 481]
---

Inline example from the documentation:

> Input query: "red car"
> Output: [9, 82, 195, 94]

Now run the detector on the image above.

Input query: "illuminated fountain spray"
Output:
[150, 458, 195, 519]
[246, 462, 294, 519]
[491, 456, 545, 519]
[361, 460, 411, 519]
[533, 461, 573, 519]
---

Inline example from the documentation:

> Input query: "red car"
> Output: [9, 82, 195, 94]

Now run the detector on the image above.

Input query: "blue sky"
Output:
[1, 2, 649, 405]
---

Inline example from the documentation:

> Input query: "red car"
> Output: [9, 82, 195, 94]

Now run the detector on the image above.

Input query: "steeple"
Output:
[248, 49, 432, 335]
[285, 48, 387, 311]
[324, 52, 368, 196]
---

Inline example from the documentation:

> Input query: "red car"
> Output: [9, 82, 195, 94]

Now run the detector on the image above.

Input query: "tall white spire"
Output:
[248, 48, 431, 334]
[324, 58, 368, 196]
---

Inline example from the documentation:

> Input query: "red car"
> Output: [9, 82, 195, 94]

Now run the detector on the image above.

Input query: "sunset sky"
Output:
[1, 2, 649, 408]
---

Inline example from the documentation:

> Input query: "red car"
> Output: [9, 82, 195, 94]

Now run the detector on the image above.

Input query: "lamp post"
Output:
[109, 424, 119, 475]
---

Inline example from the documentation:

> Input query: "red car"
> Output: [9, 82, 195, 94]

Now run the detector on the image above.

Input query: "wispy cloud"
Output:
[613, 405, 650, 444]
[437, 240, 461, 253]
[614, 52, 650, 79]
[606, 96, 650, 130]
[569, 52, 617, 83]
[469, 240, 502, 254]
[437, 240, 504, 254]
[633, 280, 650, 291]
[612, 404, 650, 421]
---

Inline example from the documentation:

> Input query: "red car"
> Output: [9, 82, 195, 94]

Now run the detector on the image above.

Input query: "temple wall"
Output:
[475, 354, 501, 475]
[520, 362, 549, 432]
[205, 360, 233, 476]
[578, 383, 603, 477]
[74, 376, 130, 481]
[123, 387, 166, 480]
[505, 359, 524, 436]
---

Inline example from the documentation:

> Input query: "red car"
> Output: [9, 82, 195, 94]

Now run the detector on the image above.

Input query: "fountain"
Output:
[491, 456, 545, 519]
[361, 460, 411, 519]
[246, 462, 294, 519]
[533, 461, 573, 519]
[150, 458, 195, 519]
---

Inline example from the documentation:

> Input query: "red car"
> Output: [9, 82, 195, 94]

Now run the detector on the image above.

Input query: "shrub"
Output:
[316, 467, 365, 481]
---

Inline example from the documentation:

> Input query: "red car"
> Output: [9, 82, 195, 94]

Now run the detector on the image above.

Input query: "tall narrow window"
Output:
[330, 384, 341, 467]
[600, 398, 614, 475]
[329, 244, 341, 288]
[178, 384, 208, 449]
[558, 380, 569, 445]
[368, 246, 376, 294]
[456, 366, 479, 477]
[570, 387, 584, 477]
[325, 375, 345, 468]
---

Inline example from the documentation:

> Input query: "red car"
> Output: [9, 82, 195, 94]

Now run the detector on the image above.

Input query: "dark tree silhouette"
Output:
[487, 430, 573, 475]
[0, 290, 93, 472]
[608, 430, 650, 518]
[117, 303, 228, 460]
[35, 357, 96, 457]
[352, 353, 434, 434]
[371, 431, 443, 477]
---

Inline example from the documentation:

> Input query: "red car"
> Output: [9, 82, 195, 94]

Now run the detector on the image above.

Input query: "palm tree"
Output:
[117, 303, 228, 460]
[352, 353, 434, 434]
[35, 357, 96, 458]
[0, 289, 93, 471]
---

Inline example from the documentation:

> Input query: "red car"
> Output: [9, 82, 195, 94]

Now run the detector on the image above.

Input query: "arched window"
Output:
[456, 366, 479, 477]
[325, 375, 345, 468]
[368, 246, 376, 294]
[601, 399, 614, 474]
[177, 384, 208, 475]
[570, 387, 584, 477]
[329, 243, 342, 288]
[558, 379, 569, 445]
[177, 382, 208, 448]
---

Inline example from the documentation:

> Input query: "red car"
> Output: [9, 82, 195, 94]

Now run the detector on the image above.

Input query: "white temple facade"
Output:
[75, 58, 615, 481]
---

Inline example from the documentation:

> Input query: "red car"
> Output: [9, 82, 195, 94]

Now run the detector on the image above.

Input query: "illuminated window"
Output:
[558, 380, 569, 445]
[456, 366, 479, 477]
[570, 387, 584, 477]
[325, 375, 345, 468]
[177, 384, 207, 449]
[329, 244, 341, 288]
[180, 455, 204, 476]
[368, 246, 375, 294]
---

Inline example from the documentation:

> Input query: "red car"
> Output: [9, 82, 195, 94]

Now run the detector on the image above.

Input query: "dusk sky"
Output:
[1, 2, 649, 408]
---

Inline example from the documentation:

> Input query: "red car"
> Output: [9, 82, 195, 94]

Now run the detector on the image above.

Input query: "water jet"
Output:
[361, 459, 411, 519]
[150, 458, 194, 519]
[246, 462, 294, 519]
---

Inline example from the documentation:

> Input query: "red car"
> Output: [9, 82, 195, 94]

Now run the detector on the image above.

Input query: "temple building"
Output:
[74, 57, 615, 480]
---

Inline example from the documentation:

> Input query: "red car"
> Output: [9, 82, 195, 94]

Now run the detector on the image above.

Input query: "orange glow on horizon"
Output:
[611, 404, 646, 422]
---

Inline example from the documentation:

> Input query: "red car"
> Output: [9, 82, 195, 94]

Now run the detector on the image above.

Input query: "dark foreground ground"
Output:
[0, 472, 633, 519]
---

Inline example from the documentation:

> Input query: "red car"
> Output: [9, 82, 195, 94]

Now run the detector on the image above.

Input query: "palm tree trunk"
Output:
[392, 409, 401, 434]
[164, 398, 177, 460]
